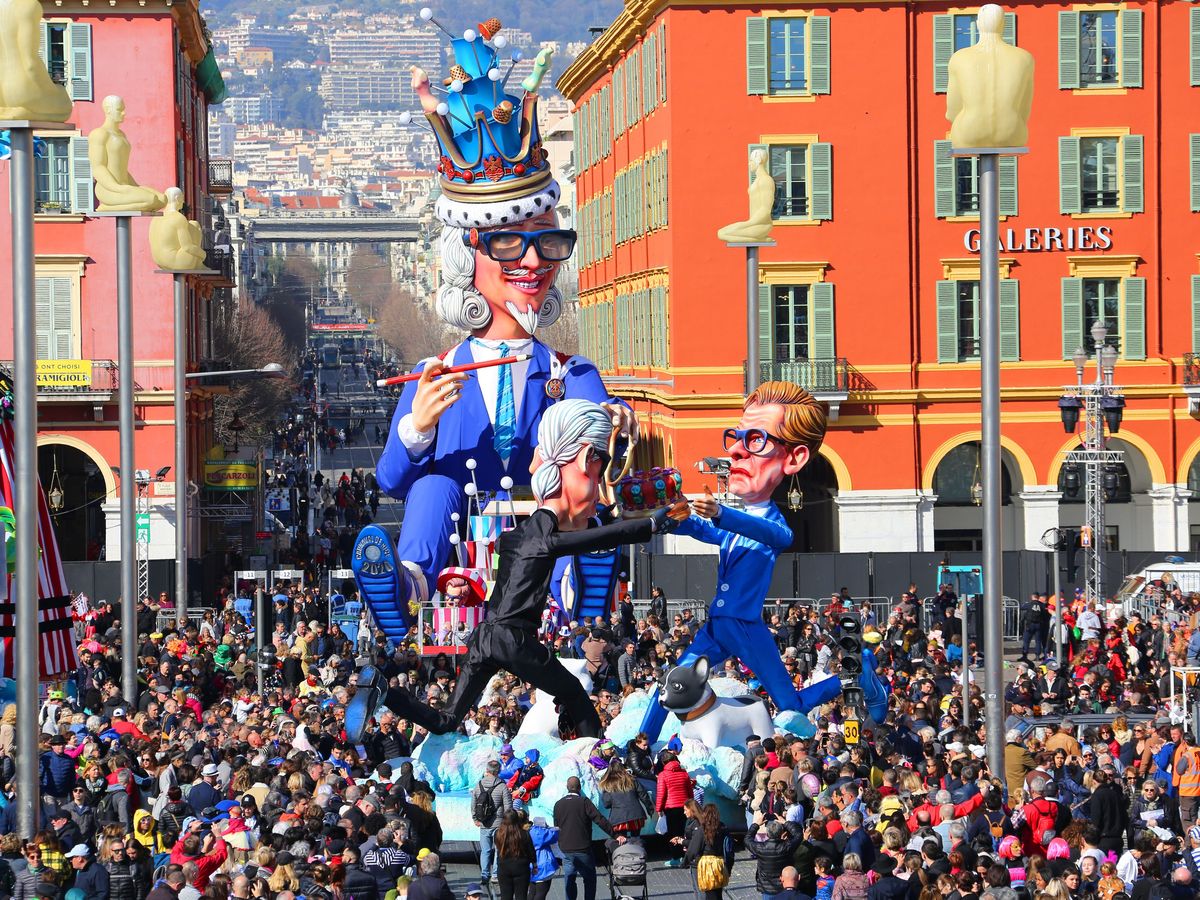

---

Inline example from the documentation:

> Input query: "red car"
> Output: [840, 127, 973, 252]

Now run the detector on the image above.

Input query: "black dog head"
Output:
[660, 656, 711, 712]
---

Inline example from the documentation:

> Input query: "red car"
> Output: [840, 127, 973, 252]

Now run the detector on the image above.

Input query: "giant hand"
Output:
[600, 402, 639, 445]
[410, 360, 469, 434]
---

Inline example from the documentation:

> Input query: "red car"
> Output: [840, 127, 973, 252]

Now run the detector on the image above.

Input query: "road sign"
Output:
[843, 719, 860, 745]
[136, 512, 150, 544]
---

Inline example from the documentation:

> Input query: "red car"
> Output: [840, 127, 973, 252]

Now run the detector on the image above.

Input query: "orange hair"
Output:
[745, 380, 827, 453]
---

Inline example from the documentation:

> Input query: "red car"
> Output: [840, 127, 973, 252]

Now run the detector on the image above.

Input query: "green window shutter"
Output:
[630, 49, 641, 124]
[936, 281, 959, 363]
[35, 277, 52, 360]
[68, 23, 92, 101]
[1191, 135, 1200, 213]
[1122, 134, 1144, 214]
[758, 284, 774, 366]
[39, 22, 48, 65]
[999, 154, 1018, 217]
[1003, 12, 1017, 46]
[934, 140, 956, 218]
[1192, 8, 1200, 87]
[51, 278, 72, 359]
[659, 23, 668, 104]
[933, 15, 954, 94]
[1120, 9, 1142, 89]
[1192, 275, 1200, 354]
[614, 66, 624, 136]
[999, 280, 1020, 362]
[747, 17, 768, 95]
[809, 16, 830, 95]
[1058, 11, 1081, 90]
[1058, 136, 1081, 215]
[662, 148, 669, 225]
[1123, 277, 1146, 360]
[1062, 278, 1083, 359]
[69, 135, 93, 214]
[810, 142, 833, 220]
[811, 283, 836, 359]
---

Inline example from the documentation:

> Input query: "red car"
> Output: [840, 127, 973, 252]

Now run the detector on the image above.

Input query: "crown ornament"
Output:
[412, 7, 559, 229]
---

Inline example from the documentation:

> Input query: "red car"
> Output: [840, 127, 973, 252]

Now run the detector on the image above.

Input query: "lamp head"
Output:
[1090, 319, 1107, 350]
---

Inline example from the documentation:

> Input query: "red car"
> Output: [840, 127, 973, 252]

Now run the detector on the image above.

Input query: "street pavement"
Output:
[437, 839, 757, 900]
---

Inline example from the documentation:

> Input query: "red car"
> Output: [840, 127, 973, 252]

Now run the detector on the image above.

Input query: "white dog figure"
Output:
[516, 657, 593, 739]
[660, 656, 775, 749]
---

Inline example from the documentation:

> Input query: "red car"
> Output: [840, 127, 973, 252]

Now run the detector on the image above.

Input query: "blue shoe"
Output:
[344, 665, 386, 744]
[351, 525, 414, 639]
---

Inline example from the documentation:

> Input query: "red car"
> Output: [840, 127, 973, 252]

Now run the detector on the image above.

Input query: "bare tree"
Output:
[211, 302, 296, 450]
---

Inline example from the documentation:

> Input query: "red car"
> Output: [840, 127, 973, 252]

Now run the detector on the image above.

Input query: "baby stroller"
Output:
[605, 836, 649, 900]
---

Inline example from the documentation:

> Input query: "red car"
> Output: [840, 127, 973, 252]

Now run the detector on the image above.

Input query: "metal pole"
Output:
[962, 595, 970, 720]
[256, 584, 265, 695]
[978, 153, 1005, 776]
[746, 246, 760, 392]
[1053, 548, 1064, 667]
[174, 274, 188, 629]
[10, 126, 40, 839]
[117, 216, 138, 703]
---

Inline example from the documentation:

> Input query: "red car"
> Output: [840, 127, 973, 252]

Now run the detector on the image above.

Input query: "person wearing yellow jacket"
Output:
[131, 810, 170, 856]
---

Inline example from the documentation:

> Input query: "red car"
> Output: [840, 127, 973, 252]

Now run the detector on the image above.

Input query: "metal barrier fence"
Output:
[154, 608, 216, 633]
[921, 596, 1021, 641]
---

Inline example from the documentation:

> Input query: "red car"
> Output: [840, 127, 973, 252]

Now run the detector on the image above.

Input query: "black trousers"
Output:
[530, 881, 552, 900]
[499, 858, 532, 900]
[385, 621, 603, 737]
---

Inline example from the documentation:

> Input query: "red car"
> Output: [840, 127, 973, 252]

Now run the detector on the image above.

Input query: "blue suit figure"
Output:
[639, 382, 889, 741]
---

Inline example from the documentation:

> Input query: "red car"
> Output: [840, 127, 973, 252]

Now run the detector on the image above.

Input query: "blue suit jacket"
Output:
[375, 340, 616, 500]
[674, 502, 793, 621]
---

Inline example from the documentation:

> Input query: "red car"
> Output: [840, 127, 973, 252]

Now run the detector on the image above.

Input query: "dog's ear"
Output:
[693, 656, 709, 682]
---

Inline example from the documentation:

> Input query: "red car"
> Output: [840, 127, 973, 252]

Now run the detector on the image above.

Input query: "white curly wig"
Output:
[435, 225, 564, 333]
[531, 399, 612, 503]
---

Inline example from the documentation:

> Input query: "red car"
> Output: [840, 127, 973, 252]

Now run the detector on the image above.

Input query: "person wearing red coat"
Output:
[655, 752, 693, 866]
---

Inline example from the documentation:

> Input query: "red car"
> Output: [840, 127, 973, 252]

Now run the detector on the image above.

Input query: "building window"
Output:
[769, 18, 806, 93]
[1061, 274, 1144, 359]
[46, 24, 68, 85]
[956, 280, 981, 360]
[933, 12, 1016, 93]
[35, 138, 70, 212]
[934, 141, 1017, 218]
[1059, 9, 1141, 90]
[746, 15, 830, 97]
[953, 13, 979, 51]
[936, 277, 1020, 362]
[769, 145, 808, 218]
[1059, 133, 1142, 215]
[773, 284, 810, 360]
[35, 275, 76, 360]
[1079, 11, 1118, 85]
[1080, 137, 1119, 212]
[1082, 277, 1120, 353]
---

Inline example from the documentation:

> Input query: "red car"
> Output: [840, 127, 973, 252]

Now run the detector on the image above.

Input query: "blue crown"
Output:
[418, 15, 559, 228]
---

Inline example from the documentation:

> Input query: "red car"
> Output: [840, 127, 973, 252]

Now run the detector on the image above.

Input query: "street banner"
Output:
[36, 359, 91, 388]
[204, 460, 257, 491]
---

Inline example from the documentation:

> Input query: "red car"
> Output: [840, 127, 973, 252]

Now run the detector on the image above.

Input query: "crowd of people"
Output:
[2, 573, 1198, 900]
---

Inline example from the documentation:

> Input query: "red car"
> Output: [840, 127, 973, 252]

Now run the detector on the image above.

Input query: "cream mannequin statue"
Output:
[0, 0, 73, 121]
[88, 95, 166, 211]
[717, 148, 775, 243]
[149, 187, 205, 271]
[946, 4, 1034, 149]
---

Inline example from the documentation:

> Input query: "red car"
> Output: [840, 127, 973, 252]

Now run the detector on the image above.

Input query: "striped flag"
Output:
[0, 416, 80, 679]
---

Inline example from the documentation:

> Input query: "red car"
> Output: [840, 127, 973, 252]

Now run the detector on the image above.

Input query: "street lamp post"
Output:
[1058, 321, 1124, 606]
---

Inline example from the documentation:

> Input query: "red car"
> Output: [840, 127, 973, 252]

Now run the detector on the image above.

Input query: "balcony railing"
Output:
[1, 359, 120, 395]
[1184, 353, 1200, 387]
[756, 357, 850, 393]
[208, 159, 233, 195]
[205, 247, 235, 286]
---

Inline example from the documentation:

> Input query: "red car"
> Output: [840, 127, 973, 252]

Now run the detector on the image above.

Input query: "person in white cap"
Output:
[188, 764, 222, 813]
[67, 842, 110, 897]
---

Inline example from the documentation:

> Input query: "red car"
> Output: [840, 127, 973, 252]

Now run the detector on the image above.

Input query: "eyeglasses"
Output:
[722, 428, 787, 456]
[470, 228, 577, 262]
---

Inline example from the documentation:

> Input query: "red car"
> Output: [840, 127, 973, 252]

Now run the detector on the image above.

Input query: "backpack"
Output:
[473, 780, 498, 827]
[96, 790, 121, 825]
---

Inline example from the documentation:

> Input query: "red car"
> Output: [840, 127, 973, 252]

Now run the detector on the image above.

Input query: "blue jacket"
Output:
[530, 825, 561, 882]
[674, 503, 792, 620]
[39, 749, 76, 797]
[71, 860, 111, 898]
[375, 340, 615, 500]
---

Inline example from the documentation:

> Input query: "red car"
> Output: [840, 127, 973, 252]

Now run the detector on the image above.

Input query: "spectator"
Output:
[553, 776, 618, 900]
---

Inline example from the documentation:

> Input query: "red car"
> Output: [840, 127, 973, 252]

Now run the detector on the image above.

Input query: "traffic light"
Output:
[837, 614, 863, 677]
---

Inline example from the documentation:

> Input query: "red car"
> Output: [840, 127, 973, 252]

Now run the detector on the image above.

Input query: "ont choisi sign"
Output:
[963, 224, 1114, 253]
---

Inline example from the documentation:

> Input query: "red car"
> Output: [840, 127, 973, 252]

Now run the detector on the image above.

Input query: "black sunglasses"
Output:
[467, 228, 577, 262]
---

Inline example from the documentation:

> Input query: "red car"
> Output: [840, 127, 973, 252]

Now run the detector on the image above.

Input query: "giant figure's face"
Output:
[533, 443, 606, 524]
[727, 403, 810, 504]
[472, 211, 564, 335]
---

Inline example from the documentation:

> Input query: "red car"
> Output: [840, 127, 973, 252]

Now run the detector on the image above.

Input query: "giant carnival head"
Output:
[530, 399, 612, 521]
[411, 10, 569, 337]
[724, 381, 828, 505]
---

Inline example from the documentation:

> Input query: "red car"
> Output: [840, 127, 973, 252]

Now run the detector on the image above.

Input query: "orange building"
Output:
[560, 0, 1200, 558]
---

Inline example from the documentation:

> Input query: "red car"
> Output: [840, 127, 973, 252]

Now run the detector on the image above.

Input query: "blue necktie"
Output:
[494, 342, 515, 468]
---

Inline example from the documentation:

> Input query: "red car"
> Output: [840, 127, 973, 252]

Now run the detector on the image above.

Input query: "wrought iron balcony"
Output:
[208, 159, 234, 195]
[750, 357, 851, 419]
[0, 359, 119, 399]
